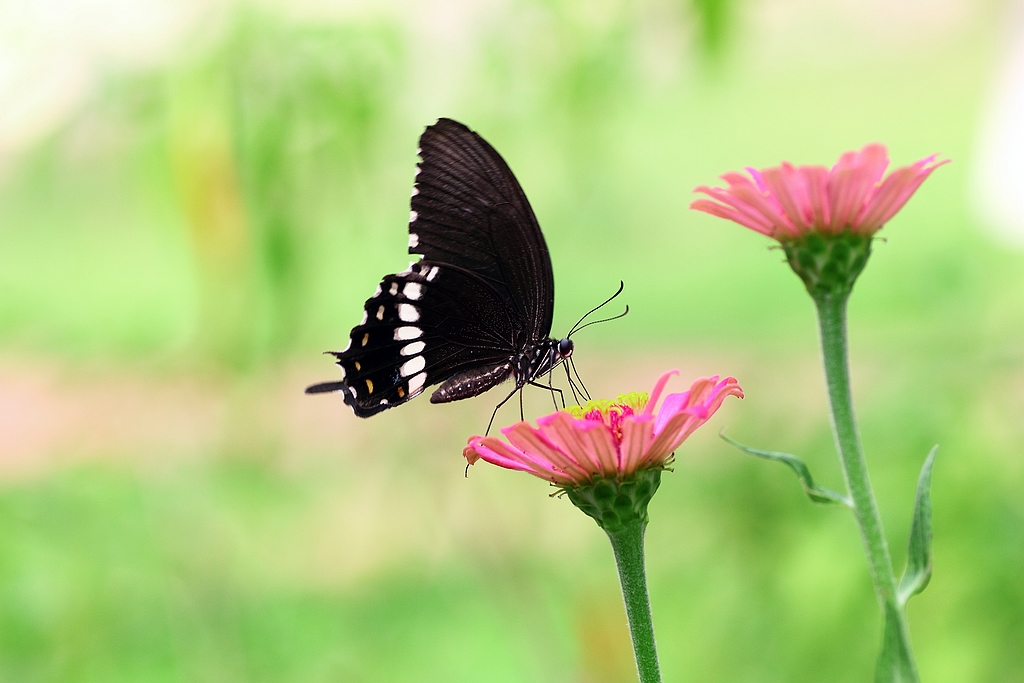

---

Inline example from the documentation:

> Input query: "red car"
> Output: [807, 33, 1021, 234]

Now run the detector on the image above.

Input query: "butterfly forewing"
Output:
[411, 118, 554, 340]
[307, 118, 559, 415]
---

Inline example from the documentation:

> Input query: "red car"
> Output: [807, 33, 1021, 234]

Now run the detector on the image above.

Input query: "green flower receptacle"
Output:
[781, 231, 873, 298]
[564, 469, 663, 532]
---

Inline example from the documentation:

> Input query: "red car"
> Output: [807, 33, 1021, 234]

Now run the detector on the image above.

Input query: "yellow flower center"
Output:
[565, 392, 649, 444]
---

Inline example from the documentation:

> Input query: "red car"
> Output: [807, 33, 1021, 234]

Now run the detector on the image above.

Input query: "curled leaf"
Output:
[720, 431, 852, 507]
[898, 446, 938, 606]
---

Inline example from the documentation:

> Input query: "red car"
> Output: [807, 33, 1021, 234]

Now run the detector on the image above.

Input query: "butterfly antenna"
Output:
[568, 281, 625, 337]
[569, 356, 592, 401]
[569, 305, 629, 337]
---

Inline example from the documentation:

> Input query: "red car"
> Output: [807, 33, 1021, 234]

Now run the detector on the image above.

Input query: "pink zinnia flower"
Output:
[463, 371, 743, 487]
[690, 144, 949, 240]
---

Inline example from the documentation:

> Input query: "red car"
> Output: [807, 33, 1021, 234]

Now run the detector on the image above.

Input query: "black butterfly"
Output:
[306, 118, 594, 423]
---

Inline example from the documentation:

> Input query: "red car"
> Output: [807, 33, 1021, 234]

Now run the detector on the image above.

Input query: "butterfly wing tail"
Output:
[305, 381, 350, 395]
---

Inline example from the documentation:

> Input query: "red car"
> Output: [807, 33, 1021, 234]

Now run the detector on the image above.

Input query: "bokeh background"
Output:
[2, 0, 1023, 681]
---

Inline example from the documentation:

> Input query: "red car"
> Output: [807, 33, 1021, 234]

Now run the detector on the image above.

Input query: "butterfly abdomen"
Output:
[430, 362, 514, 404]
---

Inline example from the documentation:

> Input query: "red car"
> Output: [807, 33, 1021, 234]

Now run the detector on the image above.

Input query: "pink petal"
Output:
[646, 376, 743, 463]
[828, 144, 890, 231]
[535, 411, 604, 477]
[645, 410, 701, 466]
[462, 437, 529, 471]
[690, 198, 775, 235]
[719, 173, 797, 236]
[464, 435, 575, 485]
[760, 164, 812, 234]
[746, 166, 770, 193]
[643, 369, 679, 417]
[691, 193, 777, 235]
[502, 422, 588, 480]
[618, 415, 656, 475]
[653, 391, 689, 434]
[692, 145, 946, 241]
[692, 171, 796, 238]
[575, 420, 621, 476]
[857, 157, 950, 229]
[700, 376, 745, 412]
[800, 165, 831, 227]
[683, 376, 721, 408]
[463, 372, 742, 486]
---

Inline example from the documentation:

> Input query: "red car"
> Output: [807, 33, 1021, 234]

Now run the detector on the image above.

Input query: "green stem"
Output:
[605, 519, 662, 683]
[813, 292, 919, 682]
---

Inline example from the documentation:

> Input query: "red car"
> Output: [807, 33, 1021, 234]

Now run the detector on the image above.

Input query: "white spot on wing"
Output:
[401, 341, 425, 356]
[401, 355, 426, 377]
[411, 186, 419, 197]
[390, 282, 399, 295]
[408, 372, 427, 396]
[409, 233, 419, 249]
[360, 311, 368, 325]
[376, 305, 385, 321]
[394, 326, 422, 340]
[373, 284, 382, 296]
[403, 282, 423, 300]
[427, 266, 440, 281]
[348, 386, 357, 398]
[398, 303, 419, 322]
[409, 210, 418, 223]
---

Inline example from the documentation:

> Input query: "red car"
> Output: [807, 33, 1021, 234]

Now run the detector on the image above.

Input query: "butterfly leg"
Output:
[548, 369, 566, 409]
[527, 379, 564, 411]
[568, 356, 592, 401]
[486, 385, 521, 436]
[545, 369, 558, 410]
[563, 363, 583, 405]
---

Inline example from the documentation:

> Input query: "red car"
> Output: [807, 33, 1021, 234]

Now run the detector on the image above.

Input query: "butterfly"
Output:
[306, 118, 600, 425]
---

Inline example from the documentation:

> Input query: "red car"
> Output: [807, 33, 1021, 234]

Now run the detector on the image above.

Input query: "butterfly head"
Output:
[558, 337, 574, 358]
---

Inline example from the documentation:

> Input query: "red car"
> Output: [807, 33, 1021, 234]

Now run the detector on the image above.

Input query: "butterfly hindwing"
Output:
[319, 261, 522, 416]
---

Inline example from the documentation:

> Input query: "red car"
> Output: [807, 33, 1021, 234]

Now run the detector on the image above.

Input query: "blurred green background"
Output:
[1, 0, 1022, 681]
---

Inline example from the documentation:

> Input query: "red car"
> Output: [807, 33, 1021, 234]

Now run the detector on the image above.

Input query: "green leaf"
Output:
[719, 431, 852, 507]
[898, 446, 938, 606]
